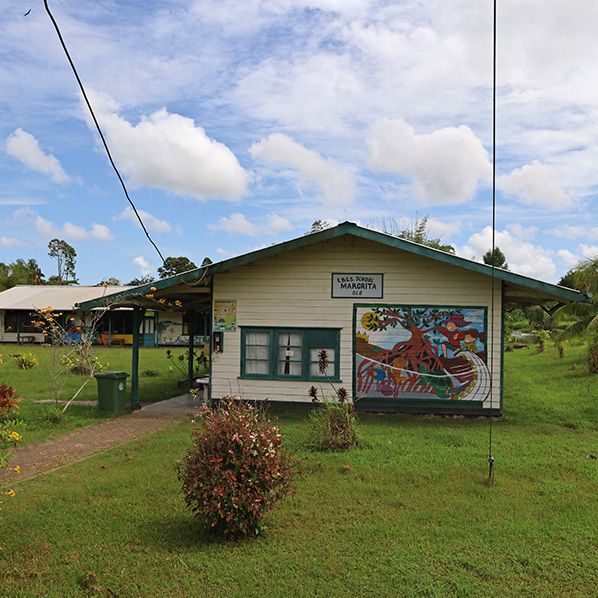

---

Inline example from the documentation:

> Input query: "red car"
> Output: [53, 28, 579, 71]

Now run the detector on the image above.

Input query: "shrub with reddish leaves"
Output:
[176, 399, 295, 537]
[0, 383, 21, 417]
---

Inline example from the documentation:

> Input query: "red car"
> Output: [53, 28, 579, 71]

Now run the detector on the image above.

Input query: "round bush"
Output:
[176, 400, 295, 537]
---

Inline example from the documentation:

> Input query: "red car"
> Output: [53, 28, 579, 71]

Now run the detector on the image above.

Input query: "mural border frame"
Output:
[352, 302, 498, 414]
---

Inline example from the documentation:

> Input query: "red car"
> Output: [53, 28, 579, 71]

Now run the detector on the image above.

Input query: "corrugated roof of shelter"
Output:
[77, 222, 590, 311]
[0, 286, 136, 311]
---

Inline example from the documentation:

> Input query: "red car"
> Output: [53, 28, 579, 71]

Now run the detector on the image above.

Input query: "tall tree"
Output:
[48, 239, 78, 284]
[482, 247, 509, 270]
[157, 256, 197, 279]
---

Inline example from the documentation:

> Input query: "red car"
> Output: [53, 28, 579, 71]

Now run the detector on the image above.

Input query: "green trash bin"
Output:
[94, 371, 129, 414]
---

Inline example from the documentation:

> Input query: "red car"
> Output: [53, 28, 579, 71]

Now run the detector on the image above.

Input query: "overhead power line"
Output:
[43, 0, 166, 266]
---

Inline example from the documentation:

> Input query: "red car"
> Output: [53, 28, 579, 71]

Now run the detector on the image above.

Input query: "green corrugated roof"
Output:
[77, 222, 589, 310]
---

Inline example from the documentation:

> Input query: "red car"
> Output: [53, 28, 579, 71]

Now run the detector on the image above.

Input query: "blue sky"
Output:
[2, 0, 598, 285]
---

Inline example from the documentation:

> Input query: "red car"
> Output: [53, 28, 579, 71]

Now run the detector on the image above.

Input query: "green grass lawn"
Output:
[0, 343, 203, 445]
[0, 343, 197, 403]
[1, 342, 598, 597]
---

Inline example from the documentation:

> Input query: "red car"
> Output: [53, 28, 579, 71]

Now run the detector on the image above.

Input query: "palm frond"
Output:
[557, 317, 596, 341]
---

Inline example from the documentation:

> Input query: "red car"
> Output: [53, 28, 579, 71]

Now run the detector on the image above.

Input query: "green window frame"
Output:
[241, 327, 340, 381]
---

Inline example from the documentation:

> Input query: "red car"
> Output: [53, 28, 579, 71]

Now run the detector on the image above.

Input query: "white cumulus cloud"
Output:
[498, 161, 572, 209]
[63, 222, 92, 241]
[31, 213, 113, 242]
[556, 249, 580, 271]
[34, 216, 57, 238]
[0, 236, 27, 248]
[91, 223, 115, 241]
[460, 226, 556, 281]
[578, 244, 598, 260]
[367, 119, 491, 204]
[551, 224, 598, 241]
[133, 256, 154, 276]
[116, 206, 173, 234]
[209, 212, 293, 237]
[87, 91, 249, 201]
[6, 128, 70, 184]
[250, 133, 356, 207]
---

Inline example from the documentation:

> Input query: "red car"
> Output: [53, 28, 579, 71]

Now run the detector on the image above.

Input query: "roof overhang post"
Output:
[131, 306, 145, 410]
[187, 309, 195, 387]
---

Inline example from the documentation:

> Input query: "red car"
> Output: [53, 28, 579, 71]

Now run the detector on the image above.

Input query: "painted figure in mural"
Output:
[438, 313, 470, 358]
[459, 328, 483, 353]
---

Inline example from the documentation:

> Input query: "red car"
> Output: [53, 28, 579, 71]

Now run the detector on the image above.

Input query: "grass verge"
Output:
[0, 341, 597, 597]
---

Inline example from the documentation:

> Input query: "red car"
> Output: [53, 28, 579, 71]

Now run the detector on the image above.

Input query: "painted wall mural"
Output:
[355, 305, 491, 402]
[214, 300, 237, 332]
[157, 320, 207, 346]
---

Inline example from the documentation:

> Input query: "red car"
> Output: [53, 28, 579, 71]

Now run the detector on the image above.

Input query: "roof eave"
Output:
[76, 268, 209, 310]
[75, 222, 590, 310]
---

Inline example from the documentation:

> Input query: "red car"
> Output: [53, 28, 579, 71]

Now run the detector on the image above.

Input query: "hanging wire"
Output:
[43, 0, 166, 265]
[487, 0, 498, 486]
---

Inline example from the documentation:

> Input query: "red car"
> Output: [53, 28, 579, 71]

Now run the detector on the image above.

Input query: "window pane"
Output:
[277, 346, 301, 361]
[246, 360, 270, 375]
[278, 361, 302, 376]
[247, 331, 270, 346]
[278, 332, 302, 347]
[310, 348, 335, 377]
[247, 346, 269, 360]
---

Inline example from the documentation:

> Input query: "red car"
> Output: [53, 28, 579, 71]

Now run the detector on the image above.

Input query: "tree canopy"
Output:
[128, 275, 155, 286]
[557, 269, 576, 290]
[97, 277, 121, 286]
[547, 254, 598, 339]
[157, 256, 198, 279]
[0, 259, 45, 292]
[48, 239, 77, 284]
[306, 220, 331, 235]
[482, 247, 509, 270]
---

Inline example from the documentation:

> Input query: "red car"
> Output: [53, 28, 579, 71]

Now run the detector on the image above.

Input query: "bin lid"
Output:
[94, 371, 129, 379]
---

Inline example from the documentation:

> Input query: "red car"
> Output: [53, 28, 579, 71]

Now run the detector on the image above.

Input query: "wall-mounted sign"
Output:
[332, 273, 383, 298]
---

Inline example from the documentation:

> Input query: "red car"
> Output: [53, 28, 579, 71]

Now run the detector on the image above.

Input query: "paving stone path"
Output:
[0, 394, 199, 484]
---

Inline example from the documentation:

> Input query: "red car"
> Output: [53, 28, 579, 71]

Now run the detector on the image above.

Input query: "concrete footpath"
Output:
[0, 393, 200, 484]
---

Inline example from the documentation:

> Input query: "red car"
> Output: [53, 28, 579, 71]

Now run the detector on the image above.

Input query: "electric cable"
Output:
[43, 1, 215, 291]
[43, 0, 166, 265]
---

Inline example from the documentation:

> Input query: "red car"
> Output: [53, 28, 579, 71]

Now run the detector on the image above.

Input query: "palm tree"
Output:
[553, 255, 598, 339]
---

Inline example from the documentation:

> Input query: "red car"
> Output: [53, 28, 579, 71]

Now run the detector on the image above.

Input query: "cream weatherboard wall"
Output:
[210, 235, 502, 412]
